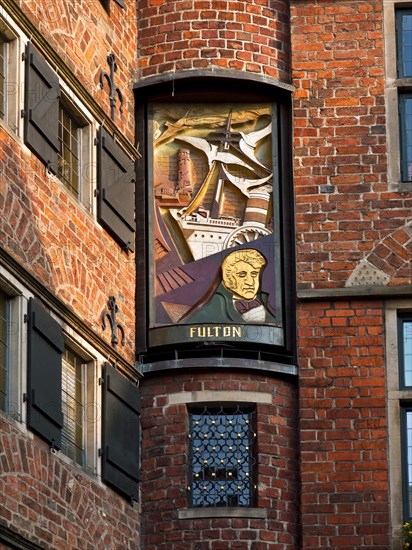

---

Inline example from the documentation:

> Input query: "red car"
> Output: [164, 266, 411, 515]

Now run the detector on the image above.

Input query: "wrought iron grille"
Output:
[188, 405, 256, 508]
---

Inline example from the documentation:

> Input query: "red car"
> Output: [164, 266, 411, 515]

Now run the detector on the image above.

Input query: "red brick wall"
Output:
[140, 371, 299, 549]
[0, 2, 139, 547]
[0, 0, 137, 362]
[0, 127, 136, 362]
[297, 300, 389, 549]
[137, 0, 291, 82]
[0, 419, 140, 550]
[291, 2, 403, 546]
[17, 0, 137, 140]
[291, 0, 411, 290]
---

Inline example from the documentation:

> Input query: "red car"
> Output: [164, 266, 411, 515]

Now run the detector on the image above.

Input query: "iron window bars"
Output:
[188, 405, 257, 508]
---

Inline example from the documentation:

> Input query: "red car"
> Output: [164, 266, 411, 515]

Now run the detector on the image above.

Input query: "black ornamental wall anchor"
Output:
[99, 54, 124, 121]
[102, 296, 125, 348]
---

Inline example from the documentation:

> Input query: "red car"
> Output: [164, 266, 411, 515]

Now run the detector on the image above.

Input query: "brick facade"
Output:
[0, 0, 140, 547]
[1, 0, 138, 360]
[136, 0, 291, 82]
[17, 0, 137, 140]
[0, 129, 136, 362]
[291, 1, 411, 548]
[298, 301, 389, 549]
[0, 418, 140, 550]
[0, 0, 411, 548]
[291, 0, 411, 289]
[140, 372, 299, 549]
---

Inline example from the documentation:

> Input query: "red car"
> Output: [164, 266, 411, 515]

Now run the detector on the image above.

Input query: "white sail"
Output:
[221, 165, 273, 197]
[176, 128, 271, 176]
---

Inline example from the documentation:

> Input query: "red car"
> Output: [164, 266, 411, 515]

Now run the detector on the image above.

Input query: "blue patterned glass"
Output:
[188, 406, 256, 508]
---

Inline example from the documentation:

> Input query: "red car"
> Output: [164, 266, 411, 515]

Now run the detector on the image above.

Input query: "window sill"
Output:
[178, 507, 267, 520]
[388, 180, 412, 193]
[394, 78, 412, 88]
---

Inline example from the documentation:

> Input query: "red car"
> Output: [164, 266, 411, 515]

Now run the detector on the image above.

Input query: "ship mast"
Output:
[210, 111, 234, 219]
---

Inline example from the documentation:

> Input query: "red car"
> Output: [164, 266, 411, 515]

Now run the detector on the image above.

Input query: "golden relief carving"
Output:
[150, 103, 280, 333]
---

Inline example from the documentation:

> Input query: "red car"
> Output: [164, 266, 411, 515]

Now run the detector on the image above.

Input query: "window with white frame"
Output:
[396, 10, 412, 182]
[401, 406, 412, 521]
[0, 270, 29, 422]
[25, 299, 140, 500]
[400, 315, 412, 521]
[0, 35, 6, 121]
[0, 287, 9, 412]
[60, 341, 99, 473]
[58, 105, 81, 197]
[22, 41, 136, 238]
[400, 315, 412, 388]
[386, 301, 412, 546]
[25, 299, 101, 474]
[0, 19, 19, 134]
[23, 42, 95, 212]
[61, 347, 87, 466]
[57, 98, 92, 209]
[384, 1, 412, 190]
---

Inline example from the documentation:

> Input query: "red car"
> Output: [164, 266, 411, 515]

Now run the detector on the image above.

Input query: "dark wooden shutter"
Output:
[23, 43, 60, 174]
[97, 127, 135, 252]
[27, 298, 64, 448]
[102, 363, 140, 501]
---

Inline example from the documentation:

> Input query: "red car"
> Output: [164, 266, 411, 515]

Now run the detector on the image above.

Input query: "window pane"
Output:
[0, 37, 6, 120]
[61, 348, 84, 465]
[398, 11, 412, 77]
[188, 406, 256, 508]
[404, 410, 412, 520]
[58, 106, 80, 197]
[399, 95, 412, 182]
[404, 320, 412, 386]
[0, 289, 8, 412]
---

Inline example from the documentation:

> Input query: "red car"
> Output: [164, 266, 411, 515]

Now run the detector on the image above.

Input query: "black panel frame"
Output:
[134, 75, 296, 368]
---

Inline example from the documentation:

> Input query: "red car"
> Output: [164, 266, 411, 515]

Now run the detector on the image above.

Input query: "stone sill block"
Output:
[178, 508, 267, 520]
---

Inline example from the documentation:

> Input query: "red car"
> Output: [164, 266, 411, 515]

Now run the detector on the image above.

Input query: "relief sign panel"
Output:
[149, 103, 283, 347]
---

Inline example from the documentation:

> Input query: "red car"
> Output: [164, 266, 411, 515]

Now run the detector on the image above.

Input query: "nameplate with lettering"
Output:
[148, 324, 284, 348]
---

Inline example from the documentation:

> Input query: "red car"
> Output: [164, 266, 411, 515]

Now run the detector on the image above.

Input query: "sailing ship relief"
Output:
[150, 103, 281, 332]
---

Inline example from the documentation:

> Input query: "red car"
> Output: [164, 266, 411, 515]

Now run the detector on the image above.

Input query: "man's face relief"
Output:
[224, 261, 262, 300]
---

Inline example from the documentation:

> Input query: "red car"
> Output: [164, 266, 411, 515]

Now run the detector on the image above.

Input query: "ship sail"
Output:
[221, 165, 272, 196]
[176, 120, 273, 218]
[183, 160, 220, 217]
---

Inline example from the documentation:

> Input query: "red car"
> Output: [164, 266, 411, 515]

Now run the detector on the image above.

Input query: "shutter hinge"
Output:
[94, 137, 99, 146]
[98, 377, 104, 386]
[21, 52, 26, 62]
[22, 393, 28, 403]
[94, 189, 99, 198]
[122, 242, 132, 253]
[50, 440, 58, 454]
[21, 109, 26, 119]
[98, 448, 104, 457]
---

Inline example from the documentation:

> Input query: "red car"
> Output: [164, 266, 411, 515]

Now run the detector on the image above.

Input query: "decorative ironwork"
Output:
[188, 405, 256, 508]
[101, 296, 125, 348]
[99, 54, 123, 121]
